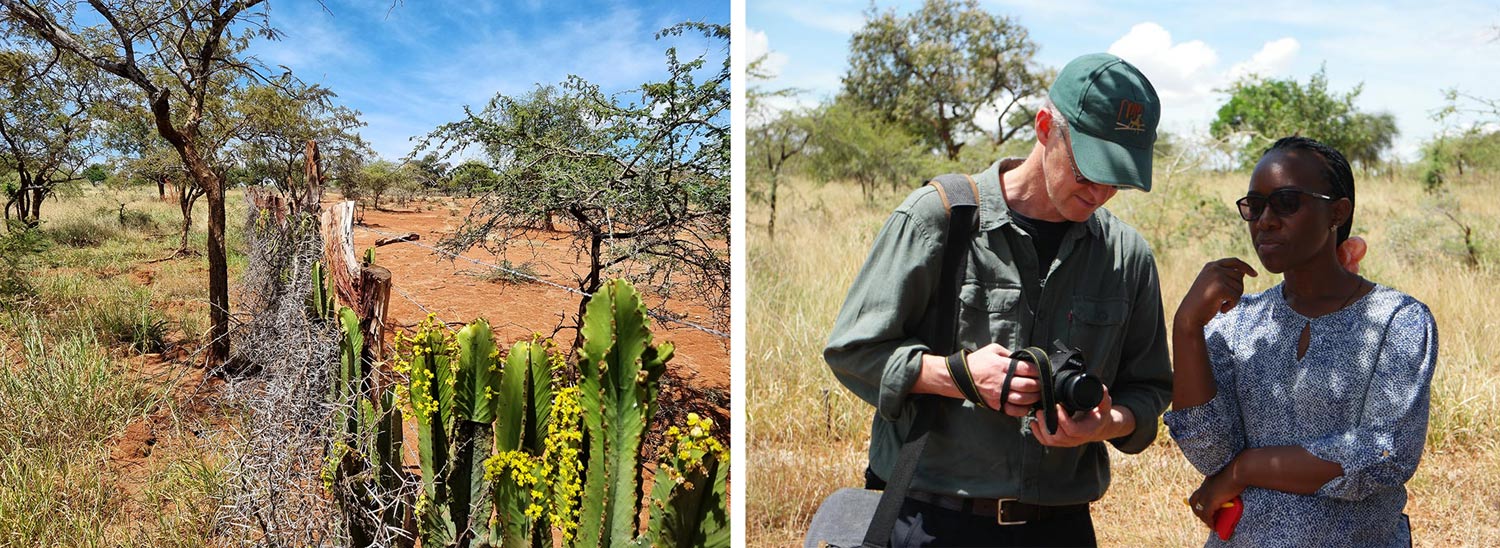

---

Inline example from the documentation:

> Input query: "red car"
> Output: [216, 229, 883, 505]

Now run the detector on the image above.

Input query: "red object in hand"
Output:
[1213, 496, 1244, 541]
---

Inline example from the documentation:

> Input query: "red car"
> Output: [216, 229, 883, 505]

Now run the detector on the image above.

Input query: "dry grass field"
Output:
[747, 169, 1500, 546]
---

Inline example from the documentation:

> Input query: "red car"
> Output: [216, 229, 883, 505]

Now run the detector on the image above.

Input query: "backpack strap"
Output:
[860, 173, 981, 548]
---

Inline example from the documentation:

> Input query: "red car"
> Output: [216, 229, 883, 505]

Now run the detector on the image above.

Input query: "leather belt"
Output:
[905, 491, 1090, 525]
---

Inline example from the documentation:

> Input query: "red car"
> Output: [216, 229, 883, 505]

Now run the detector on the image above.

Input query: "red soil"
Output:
[351, 198, 729, 393]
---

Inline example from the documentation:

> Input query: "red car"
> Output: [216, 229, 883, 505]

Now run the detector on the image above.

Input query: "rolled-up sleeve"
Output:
[1165, 316, 1247, 475]
[824, 199, 944, 422]
[1107, 248, 1174, 454]
[1306, 302, 1438, 501]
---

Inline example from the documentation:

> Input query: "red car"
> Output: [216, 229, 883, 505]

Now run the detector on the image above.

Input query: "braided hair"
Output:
[1263, 136, 1356, 245]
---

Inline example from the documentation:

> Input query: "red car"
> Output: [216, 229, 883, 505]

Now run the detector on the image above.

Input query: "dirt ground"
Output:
[353, 198, 729, 393]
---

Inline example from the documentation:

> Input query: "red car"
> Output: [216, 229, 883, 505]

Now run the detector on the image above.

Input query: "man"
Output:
[824, 53, 1173, 547]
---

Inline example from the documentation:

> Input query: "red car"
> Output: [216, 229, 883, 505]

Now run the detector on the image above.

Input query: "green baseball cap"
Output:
[1050, 53, 1161, 191]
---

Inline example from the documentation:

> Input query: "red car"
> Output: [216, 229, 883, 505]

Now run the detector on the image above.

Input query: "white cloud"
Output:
[782, 6, 866, 35]
[1107, 23, 1220, 103]
[1100, 22, 1303, 139]
[1226, 38, 1300, 82]
[745, 28, 788, 79]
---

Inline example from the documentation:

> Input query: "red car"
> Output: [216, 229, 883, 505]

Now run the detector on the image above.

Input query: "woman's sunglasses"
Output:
[1236, 188, 1336, 221]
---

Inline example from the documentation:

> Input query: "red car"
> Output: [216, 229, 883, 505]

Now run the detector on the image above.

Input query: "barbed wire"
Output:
[353, 225, 729, 339]
[387, 282, 456, 333]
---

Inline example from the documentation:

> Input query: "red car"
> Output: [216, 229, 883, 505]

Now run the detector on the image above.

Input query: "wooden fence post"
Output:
[320, 199, 389, 366]
[321, 201, 361, 309]
[304, 140, 324, 213]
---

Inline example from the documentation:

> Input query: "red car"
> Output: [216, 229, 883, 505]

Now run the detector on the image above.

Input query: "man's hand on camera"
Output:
[916, 343, 1039, 415]
[1031, 387, 1135, 447]
[964, 343, 1042, 416]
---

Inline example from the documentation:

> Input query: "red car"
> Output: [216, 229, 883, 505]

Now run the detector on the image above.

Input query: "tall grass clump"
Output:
[45, 214, 121, 247]
[0, 325, 156, 543]
[0, 228, 48, 306]
[91, 289, 172, 354]
[747, 179, 902, 546]
[0, 324, 152, 454]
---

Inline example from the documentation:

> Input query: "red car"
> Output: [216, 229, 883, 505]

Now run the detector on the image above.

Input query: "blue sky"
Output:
[746, 0, 1500, 161]
[248, 0, 728, 161]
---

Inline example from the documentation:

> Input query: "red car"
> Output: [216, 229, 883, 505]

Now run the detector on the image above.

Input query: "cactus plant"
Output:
[309, 260, 335, 320]
[640, 413, 730, 548]
[331, 304, 410, 547]
[450, 319, 501, 543]
[407, 320, 457, 546]
[389, 280, 730, 548]
[489, 337, 558, 548]
[335, 307, 364, 444]
[575, 279, 674, 547]
[406, 317, 513, 547]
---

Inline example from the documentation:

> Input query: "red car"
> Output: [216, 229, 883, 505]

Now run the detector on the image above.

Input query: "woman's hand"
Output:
[1188, 466, 1246, 528]
[1338, 236, 1367, 274]
[1176, 258, 1259, 332]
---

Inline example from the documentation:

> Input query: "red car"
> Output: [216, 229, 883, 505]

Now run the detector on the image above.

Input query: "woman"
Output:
[1165, 136, 1438, 547]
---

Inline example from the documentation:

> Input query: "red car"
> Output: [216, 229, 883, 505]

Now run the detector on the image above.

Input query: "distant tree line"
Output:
[748, 0, 1500, 240]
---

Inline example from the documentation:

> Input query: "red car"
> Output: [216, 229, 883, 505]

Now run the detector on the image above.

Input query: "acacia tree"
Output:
[842, 0, 1047, 160]
[418, 22, 730, 334]
[447, 159, 497, 196]
[1211, 68, 1399, 171]
[747, 52, 812, 240]
[805, 99, 925, 203]
[0, 37, 111, 229]
[232, 82, 366, 208]
[3, 0, 278, 368]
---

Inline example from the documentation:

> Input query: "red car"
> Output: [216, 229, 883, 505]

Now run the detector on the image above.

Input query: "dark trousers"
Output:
[866, 469, 1098, 548]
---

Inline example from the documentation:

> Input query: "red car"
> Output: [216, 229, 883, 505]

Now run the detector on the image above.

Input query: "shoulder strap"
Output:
[860, 173, 980, 548]
[925, 173, 980, 355]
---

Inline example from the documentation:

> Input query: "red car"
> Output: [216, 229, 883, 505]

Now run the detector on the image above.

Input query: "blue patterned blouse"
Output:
[1164, 282, 1438, 547]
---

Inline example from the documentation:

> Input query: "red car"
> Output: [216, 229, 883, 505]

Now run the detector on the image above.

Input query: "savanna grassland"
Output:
[0, 185, 247, 545]
[747, 169, 1500, 547]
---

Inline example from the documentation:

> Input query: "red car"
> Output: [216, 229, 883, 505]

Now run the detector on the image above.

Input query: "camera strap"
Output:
[1007, 347, 1057, 435]
[858, 173, 979, 548]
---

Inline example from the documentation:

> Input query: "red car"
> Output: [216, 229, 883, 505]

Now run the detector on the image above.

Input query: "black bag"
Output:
[803, 174, 980, 548]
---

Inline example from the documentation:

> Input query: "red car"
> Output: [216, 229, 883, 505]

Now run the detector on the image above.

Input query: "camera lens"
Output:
[1054, 369, 1103, 412]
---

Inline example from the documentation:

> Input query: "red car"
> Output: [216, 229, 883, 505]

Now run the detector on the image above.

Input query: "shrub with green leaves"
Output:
[0, 228, 48, 305]
[45, 215, 119, 247]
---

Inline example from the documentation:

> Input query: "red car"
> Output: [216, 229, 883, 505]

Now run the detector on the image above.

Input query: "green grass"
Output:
[0, 183, 247, 544]
[747, 169, 1500, 547]
[0, 325, 151, 453]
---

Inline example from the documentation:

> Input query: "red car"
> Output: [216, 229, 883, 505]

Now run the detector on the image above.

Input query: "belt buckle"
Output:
[996, 498, 1027, 526]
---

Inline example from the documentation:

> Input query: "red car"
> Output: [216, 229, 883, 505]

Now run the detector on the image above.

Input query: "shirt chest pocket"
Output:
[1068, 297, 1129, 374]
[958, 283, 1023, 350]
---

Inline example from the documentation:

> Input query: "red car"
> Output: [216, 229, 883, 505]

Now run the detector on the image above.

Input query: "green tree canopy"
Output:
[1421, 88, 1500, 189]
[448, 160, 498, 195]
[0, 36, 116, 228]
[1210, 68, 1399, 170]
[416, 22, 729, 332]
[841, 0, 1047, 161]
[805, 98, 926, 203]
[232, 81, 367, 205]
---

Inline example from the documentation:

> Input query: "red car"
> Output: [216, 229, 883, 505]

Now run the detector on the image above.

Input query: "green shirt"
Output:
[824, 158, 1172, 503]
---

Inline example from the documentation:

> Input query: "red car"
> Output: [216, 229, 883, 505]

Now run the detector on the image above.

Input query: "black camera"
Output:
[1011, 341, 1104, 434]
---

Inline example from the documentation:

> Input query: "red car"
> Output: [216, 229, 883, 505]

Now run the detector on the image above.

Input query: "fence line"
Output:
[388, 282, 456, 333]
[353, 225, 729, 340]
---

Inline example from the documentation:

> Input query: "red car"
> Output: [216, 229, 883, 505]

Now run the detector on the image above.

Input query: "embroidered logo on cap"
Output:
[1115, 99, 1146, 132]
